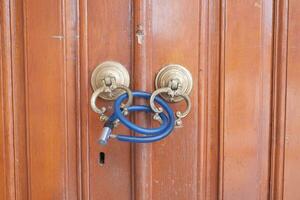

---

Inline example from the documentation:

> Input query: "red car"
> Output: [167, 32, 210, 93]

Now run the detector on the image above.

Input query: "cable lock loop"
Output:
[98, 91, 175, 144]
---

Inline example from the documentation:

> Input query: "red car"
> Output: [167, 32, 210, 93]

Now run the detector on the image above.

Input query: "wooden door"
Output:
[1, 0, 300, 199]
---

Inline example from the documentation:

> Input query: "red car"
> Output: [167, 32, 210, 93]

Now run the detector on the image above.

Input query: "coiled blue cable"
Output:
[107, 91, 175, 143]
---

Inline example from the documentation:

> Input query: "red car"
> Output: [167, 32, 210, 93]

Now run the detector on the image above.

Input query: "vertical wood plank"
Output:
[219, 0, 273, 199]
[24, 0, 65, 196]
[0, 0, 16, 199]
[63, 0, 80, 199]
[0, 27, 5, 199]
[24, 0, 79, 199]
[79, 0, 89, 198]
[10, 0, 29, 199]
[132, 1, 153, 200]
[270, 0, 289, 199]
[149, 1, 201, 199]
[198, 0, 221, 199]
[283, 0, 300, 199]
[80, 0, 133, 199]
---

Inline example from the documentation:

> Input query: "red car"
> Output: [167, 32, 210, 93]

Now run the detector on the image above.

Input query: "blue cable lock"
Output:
[99, 91, 175, 144]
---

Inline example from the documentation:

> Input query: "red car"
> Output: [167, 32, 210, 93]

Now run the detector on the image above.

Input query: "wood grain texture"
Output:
[283, 0, 300, 198]
[0, 0, 16, 199]
[270, 0, 289, 199]
[2, 0, 300, 199]
[219, 0, 273, 199]
[63, 0, 80, 199]
[80, 0, 133, 199]
[79, 0, 89, 198]
[149, 1, 201, 199]
[132, 1, 153, 200]
[23, 0, 79, 199]
[9, 0, 28, 199]
[198, 0, 221, 199]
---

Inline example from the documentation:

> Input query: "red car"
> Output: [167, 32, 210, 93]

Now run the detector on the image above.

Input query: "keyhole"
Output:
[99, 152, 105, 166]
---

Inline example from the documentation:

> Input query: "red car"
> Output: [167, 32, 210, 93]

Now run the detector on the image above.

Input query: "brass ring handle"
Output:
[90, 86, 107, 115]
[90, 84, 133, 119]
[151, 64, 193, 127]
[173, 93, 191, 119]
[150, 87, 191, 125]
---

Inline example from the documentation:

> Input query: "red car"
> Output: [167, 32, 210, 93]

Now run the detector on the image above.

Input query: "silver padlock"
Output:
[98, 121, 114, 145]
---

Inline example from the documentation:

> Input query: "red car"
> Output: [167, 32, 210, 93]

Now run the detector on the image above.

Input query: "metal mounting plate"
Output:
[155, 64, 193, 102]
[91, 61, 130, 100]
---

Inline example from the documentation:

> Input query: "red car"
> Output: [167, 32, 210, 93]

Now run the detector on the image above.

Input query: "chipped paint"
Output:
[136, 25, 144, 45]
[254, 2, 261, 8]
[51, 35, 64, 40]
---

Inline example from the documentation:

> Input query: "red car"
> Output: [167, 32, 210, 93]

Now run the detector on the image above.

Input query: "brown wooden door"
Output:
[1, 0, 300, 199]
